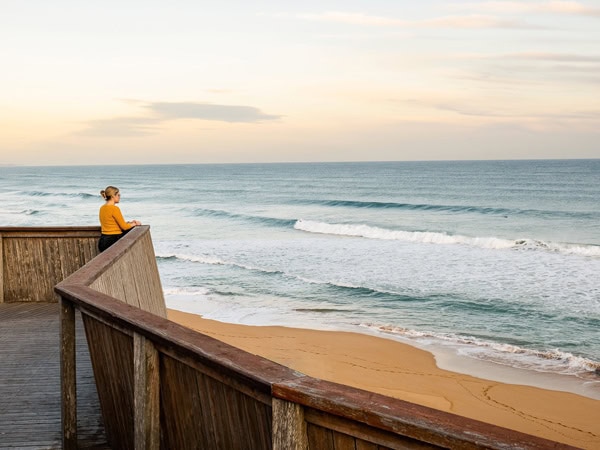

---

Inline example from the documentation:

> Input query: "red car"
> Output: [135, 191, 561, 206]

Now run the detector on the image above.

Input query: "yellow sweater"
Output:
[99, 204, 133, 235]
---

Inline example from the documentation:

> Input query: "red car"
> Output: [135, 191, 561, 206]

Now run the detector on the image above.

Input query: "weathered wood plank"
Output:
[57, 283, 298, 404]
[133, 333, 160, 450]
[82, 313, 134, 450]
[0, 232, 4, 303]
[60, 297, 77, 450]
[305, 409, 436, 450]
[160, 355, 210, 449]
[1, 228, 99, 303]
[0, 302, 107, 449]
[307, 423, 335, 450]
[332, 430, 358, 450]
[355, 440, 379, 450]
[88, 230, 167, 317]
[159, 353, 273, 450]
[0, 226, 101, 236]
[274, 377, 575, 450]
[273, 398, 307, 450]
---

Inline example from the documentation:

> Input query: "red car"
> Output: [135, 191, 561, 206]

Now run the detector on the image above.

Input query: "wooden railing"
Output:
[54, 226, 575, 450]
[0, 227, 100, 303]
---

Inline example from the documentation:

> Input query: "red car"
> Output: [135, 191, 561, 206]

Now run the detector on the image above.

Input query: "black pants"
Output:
[98, 231, 127, 252]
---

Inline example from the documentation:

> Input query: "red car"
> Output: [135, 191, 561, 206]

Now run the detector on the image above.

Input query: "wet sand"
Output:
[169, 309, 600, 449]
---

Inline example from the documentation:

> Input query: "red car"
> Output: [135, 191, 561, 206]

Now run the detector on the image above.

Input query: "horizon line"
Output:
[2, 157, 599, 168]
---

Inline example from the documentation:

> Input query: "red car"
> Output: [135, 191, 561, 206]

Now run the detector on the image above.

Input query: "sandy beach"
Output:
[169, 309, 600, 449]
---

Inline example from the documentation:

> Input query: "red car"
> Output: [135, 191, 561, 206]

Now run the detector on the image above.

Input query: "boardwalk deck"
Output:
[0, 303, 108, 449]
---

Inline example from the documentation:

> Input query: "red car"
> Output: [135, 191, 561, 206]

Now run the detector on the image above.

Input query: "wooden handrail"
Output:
[54, 226, 578, 450]
[57, 283, 301, 393]
[0, 226, 100, 232]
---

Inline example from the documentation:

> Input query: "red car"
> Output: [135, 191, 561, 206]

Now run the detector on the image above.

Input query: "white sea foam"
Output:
[163, 287, 211, 297]
[158, 253, 229, 265]
[293, 219, 600, 257]
[156, 252, 284, 275]
[158, 251, 416, 298]
[359, 323, 600, 376]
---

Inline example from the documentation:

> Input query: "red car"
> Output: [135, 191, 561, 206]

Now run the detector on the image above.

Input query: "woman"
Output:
[98, 186, 141, 252]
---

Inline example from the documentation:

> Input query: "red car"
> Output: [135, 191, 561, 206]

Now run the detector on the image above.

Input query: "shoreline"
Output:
[168, 308, 600, 448]
[430, 341, 600, 400]
[375, 330, 600, 401]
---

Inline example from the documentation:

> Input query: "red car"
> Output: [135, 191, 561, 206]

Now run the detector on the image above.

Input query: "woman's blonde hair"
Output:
[100, 186, 119, 200]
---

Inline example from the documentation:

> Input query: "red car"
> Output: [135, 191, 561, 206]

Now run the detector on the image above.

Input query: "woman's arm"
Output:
[112, 206, 134, 231]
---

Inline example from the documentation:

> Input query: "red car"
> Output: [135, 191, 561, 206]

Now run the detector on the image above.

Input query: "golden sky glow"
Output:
[1, 1, 599, 165]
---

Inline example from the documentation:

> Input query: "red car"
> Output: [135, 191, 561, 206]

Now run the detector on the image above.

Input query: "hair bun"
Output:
[101, 186, 119, 200]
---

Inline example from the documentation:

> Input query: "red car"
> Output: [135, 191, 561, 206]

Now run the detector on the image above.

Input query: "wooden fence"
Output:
[0, 227, 99, 303]
[55, 226, 576, 450]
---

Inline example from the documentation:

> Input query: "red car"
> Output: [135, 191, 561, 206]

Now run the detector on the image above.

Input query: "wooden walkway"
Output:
[0, 303, 108, 449]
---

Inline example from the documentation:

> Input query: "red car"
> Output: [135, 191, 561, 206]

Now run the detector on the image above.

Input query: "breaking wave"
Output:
[0, 208, 42, 216]
[22, 190, 96, 199]
[156, 253, 285, 276]
[293, 219, 600, 257]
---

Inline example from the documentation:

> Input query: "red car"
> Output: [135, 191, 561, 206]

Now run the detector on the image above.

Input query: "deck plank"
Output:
[0, 303, 108, 449]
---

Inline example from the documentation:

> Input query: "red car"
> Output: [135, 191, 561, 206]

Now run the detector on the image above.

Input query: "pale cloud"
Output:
[145, 102, 281, 123]
[552, 64, 600, 76]
[446, 66, 600, 89]
[314, 31, 414, 40]
[76, 101, 281, 138]
[392, 93, 600, 126]
[448, 52, 600, 86]
[297, 12, 407, 27]
[434, 102, 600, 120]
[294, 11, 535, 29]
[420, 14, 533, 29]
[452, 52, 600, 62]
[504, 53, 600, 62]
[451, 1, 600, 17]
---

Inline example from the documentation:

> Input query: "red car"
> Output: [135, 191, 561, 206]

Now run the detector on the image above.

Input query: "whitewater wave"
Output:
[157, 253, 418, 301]
[156, 253, 285, 276]
[0, 208, 42, 216]
[21, 190, 96, 199]
[157, 251, 600, 379]
[155, 253, 455, 318]
[360, 323, 600, 376]
[163, 286, 211, 297]
[293, 219, 600, 257]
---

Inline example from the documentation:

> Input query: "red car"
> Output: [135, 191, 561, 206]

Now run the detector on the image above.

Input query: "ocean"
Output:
[2, 160, 599, 398]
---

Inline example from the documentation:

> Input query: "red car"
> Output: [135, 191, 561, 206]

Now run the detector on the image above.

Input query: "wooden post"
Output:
[133, 333, 160, 450]
[272, 398, 308, 450]
[0, 233, 4, 303]
[60, 297, 77, 450]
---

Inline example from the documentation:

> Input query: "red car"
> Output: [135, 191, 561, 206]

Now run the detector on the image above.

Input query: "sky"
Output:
[1, 0, 599, 165]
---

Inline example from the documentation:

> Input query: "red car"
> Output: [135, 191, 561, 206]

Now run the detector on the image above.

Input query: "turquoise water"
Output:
[2, 160, 599, 393]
